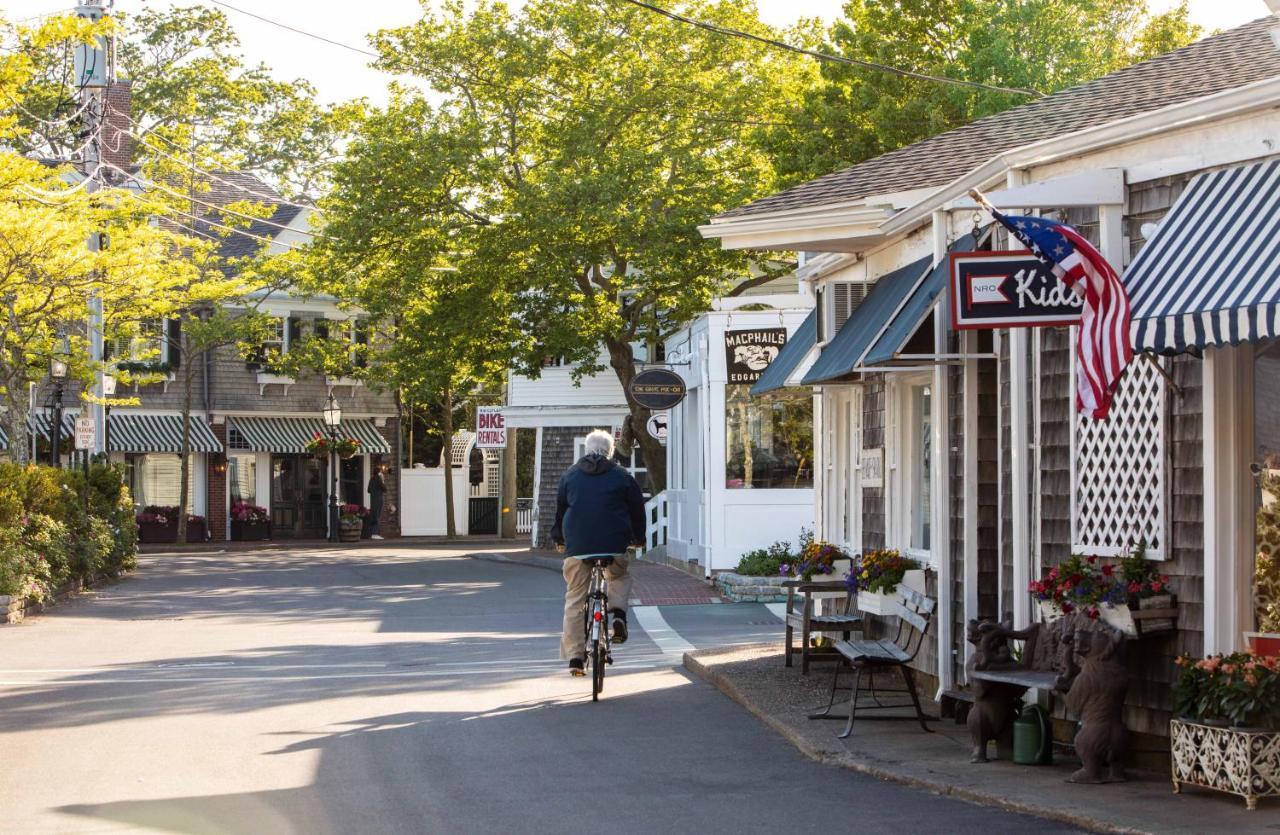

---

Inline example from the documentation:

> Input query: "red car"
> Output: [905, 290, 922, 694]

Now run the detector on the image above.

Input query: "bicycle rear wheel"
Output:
[591, 636, 605, 700]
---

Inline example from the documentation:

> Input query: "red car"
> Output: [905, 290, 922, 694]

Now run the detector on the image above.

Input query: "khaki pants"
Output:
[561, 554, 633, 660]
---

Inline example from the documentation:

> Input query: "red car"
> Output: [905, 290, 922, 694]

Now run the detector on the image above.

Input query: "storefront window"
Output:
[126, 453, 194, 509]
[229, 455, 256, 505]
[1254, 342, 1280, 635]
[910, 384, 932, 552]
[725, 385, 813, 489]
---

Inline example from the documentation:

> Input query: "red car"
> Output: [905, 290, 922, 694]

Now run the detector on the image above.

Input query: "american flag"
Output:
[992, 211, 1133, 420]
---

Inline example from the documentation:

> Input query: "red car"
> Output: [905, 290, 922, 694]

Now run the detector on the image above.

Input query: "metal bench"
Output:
[810, 586, 936, 739]
[783, 579, 863, 675]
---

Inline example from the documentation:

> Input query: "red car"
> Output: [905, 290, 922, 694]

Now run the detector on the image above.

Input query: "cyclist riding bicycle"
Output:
[550, 429, 646, 676]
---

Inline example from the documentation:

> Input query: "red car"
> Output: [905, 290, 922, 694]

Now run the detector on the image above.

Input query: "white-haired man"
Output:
[550, 429, 646, 675]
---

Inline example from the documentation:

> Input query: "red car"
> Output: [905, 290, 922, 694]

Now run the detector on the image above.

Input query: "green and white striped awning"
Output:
[226, 416, 391, 455]
[29, 411, 79, 442]
[109, 413, 222, 454]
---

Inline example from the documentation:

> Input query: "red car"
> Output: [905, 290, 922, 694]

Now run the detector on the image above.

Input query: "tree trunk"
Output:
[2, 379, 30, 466]
[441, 386, 457, 538]
[176, 354, 192, 544]
[604, 336, 666, 494]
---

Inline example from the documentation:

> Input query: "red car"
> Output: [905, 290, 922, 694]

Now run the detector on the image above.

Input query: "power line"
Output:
[206, 0, 380, 59]
[104, 163, 328, 239]
[615, 0, 1045, 99]
[110, 180, 309, 252]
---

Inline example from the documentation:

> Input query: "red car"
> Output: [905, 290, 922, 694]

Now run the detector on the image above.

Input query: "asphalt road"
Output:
[0, 544, 1079, 834]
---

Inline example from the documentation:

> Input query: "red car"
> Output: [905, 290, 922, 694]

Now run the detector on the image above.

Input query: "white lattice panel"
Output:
[1073, 358, 1167, 559]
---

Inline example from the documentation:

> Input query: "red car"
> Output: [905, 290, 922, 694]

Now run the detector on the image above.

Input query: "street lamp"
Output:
[323, 392, 342, 543]
[48, 337, 69, 468]
[102, 373, 116, 455]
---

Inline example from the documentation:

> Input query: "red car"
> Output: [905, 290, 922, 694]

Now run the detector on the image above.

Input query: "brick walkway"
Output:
[516, 549, 726, 606]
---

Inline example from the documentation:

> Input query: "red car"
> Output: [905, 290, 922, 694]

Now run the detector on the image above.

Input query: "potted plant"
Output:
[230, 502, 271, 541]
[184, 514, 208, 543]
[304, 433, 361, 460]
[778, 532, 848, 583]
[847, 549, 924, 615]
[1029, 548, 1175, 637]
[339, 504, 367, 542]
[1171, 651, 1280, 809]
[136, 506, 177, 543]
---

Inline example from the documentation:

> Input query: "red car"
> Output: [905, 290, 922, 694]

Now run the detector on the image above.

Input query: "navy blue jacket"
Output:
[549, 454, 646, 556]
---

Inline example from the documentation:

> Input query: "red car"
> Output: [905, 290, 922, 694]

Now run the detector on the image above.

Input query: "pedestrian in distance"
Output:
[550, 429, 646, 676]
[367, 460, 388, 540]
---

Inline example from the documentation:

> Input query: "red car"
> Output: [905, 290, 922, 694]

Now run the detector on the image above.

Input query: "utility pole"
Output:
[75, 0, 114, 456]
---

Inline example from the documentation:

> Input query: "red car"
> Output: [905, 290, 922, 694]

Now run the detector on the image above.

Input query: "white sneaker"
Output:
[371, 534, 384, 540]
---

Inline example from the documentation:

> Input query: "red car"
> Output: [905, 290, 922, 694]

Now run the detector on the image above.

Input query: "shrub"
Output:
[735, 541, 793, 576]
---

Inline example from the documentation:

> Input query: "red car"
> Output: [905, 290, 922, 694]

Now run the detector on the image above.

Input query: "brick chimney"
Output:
[102, 81, 134, 173]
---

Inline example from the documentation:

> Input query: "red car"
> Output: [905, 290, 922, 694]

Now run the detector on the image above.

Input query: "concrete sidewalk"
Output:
[471, 549, 726, 605]
[684, 644, 1274, 835]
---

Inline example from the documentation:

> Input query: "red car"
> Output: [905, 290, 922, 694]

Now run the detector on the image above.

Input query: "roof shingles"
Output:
[720, 17, 1280, 220]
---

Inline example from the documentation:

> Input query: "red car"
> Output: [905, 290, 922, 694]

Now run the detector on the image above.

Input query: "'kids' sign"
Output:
[950, 251, 1082, 330]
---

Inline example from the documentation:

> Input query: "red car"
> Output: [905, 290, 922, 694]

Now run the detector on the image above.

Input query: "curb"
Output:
[470, 552, 563, 573]
[682, 650, 1146, 835]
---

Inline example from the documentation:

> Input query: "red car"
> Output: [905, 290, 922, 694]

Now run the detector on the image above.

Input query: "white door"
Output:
[847, 386, 864, 554]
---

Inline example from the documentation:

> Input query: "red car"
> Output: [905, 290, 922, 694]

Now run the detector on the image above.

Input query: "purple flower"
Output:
[779, 564, 790, 576]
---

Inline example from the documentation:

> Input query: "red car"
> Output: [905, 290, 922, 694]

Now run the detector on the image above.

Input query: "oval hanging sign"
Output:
[630, 369, 687, 410]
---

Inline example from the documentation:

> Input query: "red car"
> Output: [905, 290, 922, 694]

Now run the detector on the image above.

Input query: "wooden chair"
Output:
[783, 579, 863, 675]
[810, 586, 936, 739]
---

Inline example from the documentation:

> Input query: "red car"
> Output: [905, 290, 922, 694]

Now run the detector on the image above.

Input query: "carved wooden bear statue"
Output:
[1063, 627, 1130, 783]
[965, 619, 1023, 763]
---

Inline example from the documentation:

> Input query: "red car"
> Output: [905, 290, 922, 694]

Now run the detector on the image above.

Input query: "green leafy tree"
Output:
[767, 0, 1203, 183]
[337, 0, 811, 492]
[8, 5, 359, 200]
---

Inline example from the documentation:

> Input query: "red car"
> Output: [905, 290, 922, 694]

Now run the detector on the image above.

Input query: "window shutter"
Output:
[315, 320, 330, 341]
[167, 318, 181, 370]
[815, 286, 826, 343]
[287, 317, 302, 351]
[830, 282, 868, 332]
[354, 320, 369, 369]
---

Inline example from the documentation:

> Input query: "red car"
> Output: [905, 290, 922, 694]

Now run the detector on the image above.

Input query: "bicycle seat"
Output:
[571, 553, 618, 566]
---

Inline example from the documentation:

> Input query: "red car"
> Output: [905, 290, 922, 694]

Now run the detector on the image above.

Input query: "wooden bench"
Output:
[809, 587, 935, 739]
[783, 579, 863, 675]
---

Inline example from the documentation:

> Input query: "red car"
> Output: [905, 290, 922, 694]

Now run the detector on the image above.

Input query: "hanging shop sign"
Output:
[950, 251, 1083, 330]
[645, 412, 669, 445]
[475, 406, 507, 449]
[724, 328, 788, 384]
[629, 369, 687, 410]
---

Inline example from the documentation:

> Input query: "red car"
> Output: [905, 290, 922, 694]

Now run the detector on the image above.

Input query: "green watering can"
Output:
[1013, 703, 1053, 765]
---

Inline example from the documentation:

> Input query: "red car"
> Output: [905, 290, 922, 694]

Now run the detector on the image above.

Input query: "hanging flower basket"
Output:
[1029, 546, 1176, 637]
[304, 433, 361, 460]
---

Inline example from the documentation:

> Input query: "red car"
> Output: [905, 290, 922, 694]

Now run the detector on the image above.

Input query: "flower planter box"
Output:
[1038, 595, 1177, 638]
[1171, 718, 1280, 810]
[137, 520, 177, 544]
[858, 569, 925, 616]
[231, 519, 271, 542]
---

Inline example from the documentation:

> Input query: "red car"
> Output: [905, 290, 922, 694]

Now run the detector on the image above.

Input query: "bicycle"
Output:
[574, 553, 619, 702]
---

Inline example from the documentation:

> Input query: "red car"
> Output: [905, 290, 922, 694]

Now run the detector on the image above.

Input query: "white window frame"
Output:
[887, 372, 935, 567]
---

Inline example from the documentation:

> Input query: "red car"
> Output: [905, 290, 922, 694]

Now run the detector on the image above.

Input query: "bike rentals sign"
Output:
[475, 407, 507, 449]
[950, 251, 1083, 330]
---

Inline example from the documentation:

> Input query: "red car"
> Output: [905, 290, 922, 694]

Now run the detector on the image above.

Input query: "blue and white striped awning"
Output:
[1127, 159, 1280, 355]
[227, 416, 391, 455]
[109, 413, 222, 454]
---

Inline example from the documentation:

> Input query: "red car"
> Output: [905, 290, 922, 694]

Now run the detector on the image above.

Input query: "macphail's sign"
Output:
[950, 251, 1083, 330]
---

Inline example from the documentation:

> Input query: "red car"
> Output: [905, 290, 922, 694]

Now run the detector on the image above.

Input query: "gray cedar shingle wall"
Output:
[208, 342, 396, 415]
[978, 358, 1000, 620]
[536, 426, 594, 548]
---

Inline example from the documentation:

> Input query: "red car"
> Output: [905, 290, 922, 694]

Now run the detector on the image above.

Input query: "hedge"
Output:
[0, 460, 137, 603]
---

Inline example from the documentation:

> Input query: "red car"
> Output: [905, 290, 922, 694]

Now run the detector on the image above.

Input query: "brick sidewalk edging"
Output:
[1, 570, 131, 625]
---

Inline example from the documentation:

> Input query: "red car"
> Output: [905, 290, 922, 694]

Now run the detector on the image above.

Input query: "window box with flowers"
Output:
[1171, 651, 1280, 809]
[1029, 546, 1176, 638]
[339, 504, 368, 542]
[845, 549, 925, 616]
[776, 532, 849, 584]
[135, 507, 207, 543]
[230, 502, 271, 541]
[304, 433, 361, 460]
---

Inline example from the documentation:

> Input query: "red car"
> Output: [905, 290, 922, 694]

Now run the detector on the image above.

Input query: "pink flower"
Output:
[1087, 606, 1100, 620]
[1061, 602, 1075, 614]
[1128, 581, 1141, 594]
[1086, 556, 1097, 564]
[1101, 564, 1114, 577]
[1151, 581, 1163, 593]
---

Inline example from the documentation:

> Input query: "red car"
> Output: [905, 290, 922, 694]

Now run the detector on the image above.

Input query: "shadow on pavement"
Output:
[57, 674, 1071, 835]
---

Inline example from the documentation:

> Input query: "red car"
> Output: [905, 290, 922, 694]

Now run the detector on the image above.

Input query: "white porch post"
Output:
[1007, 171, 1032, 629]
[1203, 345, 1255, 654]
[962, 328, 979, 666]
[931, 210, 954, 693]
